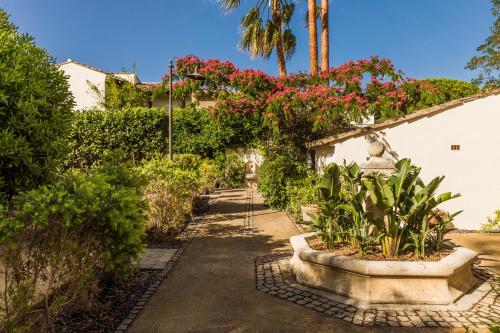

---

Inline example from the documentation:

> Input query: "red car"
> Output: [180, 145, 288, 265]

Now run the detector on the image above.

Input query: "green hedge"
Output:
[67, 107, 246, 168]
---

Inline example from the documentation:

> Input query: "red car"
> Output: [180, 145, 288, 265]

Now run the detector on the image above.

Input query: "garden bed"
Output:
[52, 269, 158, 332]
[305, 235, 454, 262]
[291, 232, 478, 305]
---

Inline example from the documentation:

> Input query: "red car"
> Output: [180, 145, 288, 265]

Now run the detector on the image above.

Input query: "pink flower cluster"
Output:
[164, 55, 434, 132]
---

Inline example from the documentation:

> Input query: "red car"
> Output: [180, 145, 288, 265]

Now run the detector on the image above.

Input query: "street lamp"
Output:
[167, 59, 205, 160]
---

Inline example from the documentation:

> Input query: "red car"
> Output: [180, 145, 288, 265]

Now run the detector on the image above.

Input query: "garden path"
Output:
[128, 189, 476, 333]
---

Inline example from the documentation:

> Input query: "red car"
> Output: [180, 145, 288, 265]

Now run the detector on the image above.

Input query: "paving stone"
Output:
[254, 251, 500, 328]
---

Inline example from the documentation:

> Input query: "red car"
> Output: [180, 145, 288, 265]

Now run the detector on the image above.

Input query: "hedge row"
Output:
[67, 107, 242, 168]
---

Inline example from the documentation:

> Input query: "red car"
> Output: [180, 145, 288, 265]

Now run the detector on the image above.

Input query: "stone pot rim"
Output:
[291, 232, 478, 277]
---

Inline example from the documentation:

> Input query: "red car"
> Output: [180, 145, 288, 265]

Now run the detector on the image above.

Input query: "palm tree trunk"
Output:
[320, 0, 329, 73]
[308, 0, 318, 76]
[272, 0, 287, 77]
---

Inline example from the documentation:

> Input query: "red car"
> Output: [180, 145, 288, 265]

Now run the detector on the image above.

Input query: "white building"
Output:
[307, 90, 500, 230]
[57, 59, 194, 110]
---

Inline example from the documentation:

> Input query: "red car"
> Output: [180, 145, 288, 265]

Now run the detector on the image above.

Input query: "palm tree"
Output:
[219, 0, 296, 77]
[320, 0, 329, 73]
[307, 0, 319, 75]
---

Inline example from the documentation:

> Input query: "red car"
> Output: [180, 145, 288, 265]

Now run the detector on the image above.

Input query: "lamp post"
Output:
[167, 59, 205, 161]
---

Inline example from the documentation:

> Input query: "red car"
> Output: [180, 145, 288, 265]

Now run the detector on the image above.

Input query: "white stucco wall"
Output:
[58, 62, 106, 110]
[314, 94, 500, 230]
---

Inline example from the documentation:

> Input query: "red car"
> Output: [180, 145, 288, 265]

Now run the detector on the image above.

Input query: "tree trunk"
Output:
[308, 0, 319, 76]
[320, 0, 329, 73]
[272, 0, 287, 77]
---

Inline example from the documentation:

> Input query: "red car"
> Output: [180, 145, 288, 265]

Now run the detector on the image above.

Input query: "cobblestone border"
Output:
[255, 252, 499, 328]
[114, 216, 207, 333]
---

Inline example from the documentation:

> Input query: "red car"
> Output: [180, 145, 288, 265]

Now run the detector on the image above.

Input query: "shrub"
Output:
[67, 107, 167, 168]
[404, 78, 480, 113]
[216, 153, 246, 189]
[0, 9, 74, 198]
[258, 154, 308, 210]
[138, 155, 200, 236]
[0, 155, 146, 331]
[67, 107, 246, 168]
[285, 173, 319, 222]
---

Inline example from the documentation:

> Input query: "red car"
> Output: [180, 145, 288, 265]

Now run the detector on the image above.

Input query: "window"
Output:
[451, 145, 460, 151]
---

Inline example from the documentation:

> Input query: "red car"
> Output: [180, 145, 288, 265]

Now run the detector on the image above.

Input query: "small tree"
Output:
[0, 9, 74, 198]
[466, 0, 500, 88]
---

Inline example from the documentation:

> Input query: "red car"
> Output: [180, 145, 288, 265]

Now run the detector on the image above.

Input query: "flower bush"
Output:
[165, 55, 479, 158]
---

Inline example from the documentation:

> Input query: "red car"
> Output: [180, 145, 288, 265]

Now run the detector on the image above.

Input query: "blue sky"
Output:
[0, 0, 493, 82]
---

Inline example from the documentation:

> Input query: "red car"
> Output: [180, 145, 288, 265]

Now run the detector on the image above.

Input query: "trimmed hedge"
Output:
[67, 107, 244, 168]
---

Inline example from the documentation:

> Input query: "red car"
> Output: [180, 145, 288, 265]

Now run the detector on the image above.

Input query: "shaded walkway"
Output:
[128, 190, 471, 333]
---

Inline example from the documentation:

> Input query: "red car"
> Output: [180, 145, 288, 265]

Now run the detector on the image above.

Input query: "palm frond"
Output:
[218, 0, 241, 12]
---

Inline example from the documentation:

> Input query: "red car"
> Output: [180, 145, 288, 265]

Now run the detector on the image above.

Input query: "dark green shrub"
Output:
[0, 154, 146, 331]
[258, 154, 308, 210]
[67, 107, 167, 168]
[0, 9, 74, 198]
[67, 107, 247, 168]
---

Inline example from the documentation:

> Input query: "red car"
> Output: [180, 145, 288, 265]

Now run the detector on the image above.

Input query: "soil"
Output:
[305, 235, 454, 262]
[52, 269, 159, 332]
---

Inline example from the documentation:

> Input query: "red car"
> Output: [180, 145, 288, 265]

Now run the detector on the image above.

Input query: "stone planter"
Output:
[300, 204, 319, 222]
[290, 232, 478, 305]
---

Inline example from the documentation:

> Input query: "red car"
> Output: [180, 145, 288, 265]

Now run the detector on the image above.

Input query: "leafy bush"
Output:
[258, 154, 308, 210]
[312, 159, 461, 258]
[67, 107, 249, 168]
[404, 78, 480, 113]
[0, 155, 146, 331]
[216, 153, 246, 189]
[483, 210, 500, 232]
[285, 173, 319, 222]
[138, 154, 205, 236]
[0, 9, 74, 198]
[67, 107, 167, 168]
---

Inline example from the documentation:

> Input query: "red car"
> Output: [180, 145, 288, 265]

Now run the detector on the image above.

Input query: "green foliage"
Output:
[67, 107, 252, 168]
[313, 159, 461, 258]
[0, 9, 74, 198]
[137, 154, 220, 235]
[67, 107, 166, 168]
[258, 153, 307, 210]
[363, 158, 461, 258]
[404, 79, 480, 112]
[0, 153, 146, 331]
[173, 107, 237, 157]
[285, 173, 319, 222]
[104, 78, 150, 109]
[483, 210, 500, 232]
[216, 152, 246, 189]
[466, 0, 500, 88]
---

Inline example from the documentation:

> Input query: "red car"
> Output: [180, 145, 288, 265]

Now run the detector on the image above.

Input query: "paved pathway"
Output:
[129, 190, 492, 332]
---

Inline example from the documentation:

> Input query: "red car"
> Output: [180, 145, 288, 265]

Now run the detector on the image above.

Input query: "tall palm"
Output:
[307, 0, 319, 75]
[219, 0, 296, 77]
[320, 0, 329, 73]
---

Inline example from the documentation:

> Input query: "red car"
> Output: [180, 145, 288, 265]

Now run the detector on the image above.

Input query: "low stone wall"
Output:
[290, 233, 478, 305]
